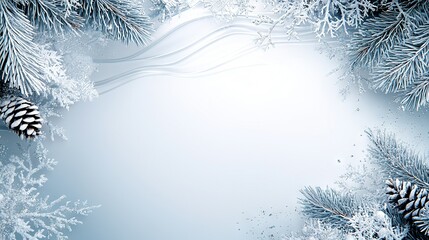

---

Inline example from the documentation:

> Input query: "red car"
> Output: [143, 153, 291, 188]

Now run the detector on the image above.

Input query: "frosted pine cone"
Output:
[0, 96, 42, 139]
[386, 179, 429, 219]
[386, 179, 429, 235]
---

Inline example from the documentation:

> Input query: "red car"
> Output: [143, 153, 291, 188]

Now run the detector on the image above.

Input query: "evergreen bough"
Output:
[261, 0, 429, 110]
[0, 0, 155, 138]
[300, 186, 358, 229]
[348, 1, 429, 110]
[298, 130, 429, 238]
[0, 0, 153, 97]
[366, 129, 429, 189]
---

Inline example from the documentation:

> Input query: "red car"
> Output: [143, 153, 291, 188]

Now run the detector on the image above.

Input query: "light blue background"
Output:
[6, 9, 429, 240]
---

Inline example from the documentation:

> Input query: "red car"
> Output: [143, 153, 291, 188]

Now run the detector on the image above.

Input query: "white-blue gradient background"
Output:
[15, 8, 429, 240]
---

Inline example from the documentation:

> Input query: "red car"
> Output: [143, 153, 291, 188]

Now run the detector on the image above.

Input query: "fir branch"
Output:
[372, 22, 429, 93]
[24, 0, 83, 34]
[299, 186, 358, 229]
[366, 129, 429, 189]
[400, 75, 429, 111]
[0, 0, 46, 96]
[80, 0, 153, 45]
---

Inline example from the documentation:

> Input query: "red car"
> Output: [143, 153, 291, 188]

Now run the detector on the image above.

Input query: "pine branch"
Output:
[372, 22, 429, 93]
[366, 129, 429, 189]
[349, 10, 407, 67]
[299, 186, 358, 229]
[24, 0, 83, 34]
[349, 1, 429, 68]
[80, 0, 153, 45]
[400, 75, 429, 111]
[0, 0, 46, 96]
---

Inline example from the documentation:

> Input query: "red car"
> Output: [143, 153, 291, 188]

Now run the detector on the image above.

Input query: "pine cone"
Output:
[386, 179, 429, 235]
[386, 179, 429, 220]
[0, 96, 42, 139]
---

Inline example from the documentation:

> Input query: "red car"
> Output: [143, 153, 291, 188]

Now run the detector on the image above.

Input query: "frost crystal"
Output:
[257, 0, 377, 39]
[0, 142, 98, 239]
[150, 0, 189, 22]
[283, 221, 345, 240]
[202, 0, 255, 20]
[348, 207, 407, 239]
[39, 45, 97, 110]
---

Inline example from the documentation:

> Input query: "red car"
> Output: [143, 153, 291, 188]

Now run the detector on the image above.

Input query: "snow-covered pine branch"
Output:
[372, 22, 429, 93]
[401, 75, 429, 110]
[349, 1, 429, 68]
[366, 129, 429, 189]
[0, 0, 154, 98]
[299, 186, 359, 229]
[348, 10, 408, 68]
[0, 0, 46, 96]
[290, 130, 429, 239]
[80, 0, 153, 45]
[24, 0, 83, 34]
